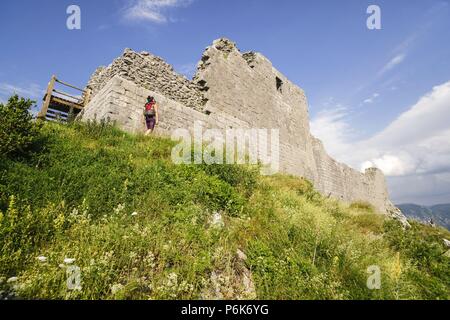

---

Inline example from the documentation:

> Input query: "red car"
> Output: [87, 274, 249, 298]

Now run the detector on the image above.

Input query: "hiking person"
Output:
[429, 217, 436, 227]
[143, 96, 159, 135]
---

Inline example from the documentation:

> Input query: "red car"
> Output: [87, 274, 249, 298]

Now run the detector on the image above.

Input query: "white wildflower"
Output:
[144, 252, 156, 269]
[131, 212, 138, 216]
[64, 258, 76, 264]
[36, 256, 48, 263]
[167, 272, 178, 288]
[129, 252, 137, 260]
[114, 203, 125, 214]
[111, 284, 124, 295]
[70, 208, 79, 218]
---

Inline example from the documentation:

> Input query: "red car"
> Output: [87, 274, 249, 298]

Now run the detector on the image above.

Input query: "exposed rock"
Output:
[201, 248, 256, 300]
[6, 277, 18, 283]
[241, 271, 256, 299]
[242, 52, 258, 68]
[443, 238, 450, 248]
[213, 38, 238, 53]
[387, 203, 411, 229]
[236, 249, 247, 261]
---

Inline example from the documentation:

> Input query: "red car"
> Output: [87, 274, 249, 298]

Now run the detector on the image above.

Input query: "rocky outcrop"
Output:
[81, 38, 407, 219]
[201, 248, 256, 300]
[387, 204, 411, 229]
[443, 239, 450, 248]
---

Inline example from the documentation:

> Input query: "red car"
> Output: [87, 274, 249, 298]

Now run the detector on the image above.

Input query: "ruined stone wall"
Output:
[310, 137, 391, 212]
[194, 39, 318, 181]
[86, 49, 206, 111]
[81, 38, 397, 214]
[81, 75, 249, 136]
[84, 75, 188, 134]
[190, 39, 393, 212]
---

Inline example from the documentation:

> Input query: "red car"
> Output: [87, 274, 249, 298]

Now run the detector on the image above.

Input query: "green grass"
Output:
[0, 121, 449, 300]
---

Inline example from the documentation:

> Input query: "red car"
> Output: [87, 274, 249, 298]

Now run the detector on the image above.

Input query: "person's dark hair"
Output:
[147, 96, 154, 102]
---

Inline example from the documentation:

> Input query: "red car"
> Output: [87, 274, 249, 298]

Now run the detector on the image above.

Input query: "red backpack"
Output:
[144, 101, 156, 116]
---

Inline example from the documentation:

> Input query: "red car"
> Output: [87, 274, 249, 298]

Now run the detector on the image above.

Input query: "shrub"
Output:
[350, 201, 375, 213]
[200, 163, 259, 198]
[383, 220, 450, 299]
[69, 118, 119, 139]
[351, 212, 385, 234]
[0, 95, 41, 158]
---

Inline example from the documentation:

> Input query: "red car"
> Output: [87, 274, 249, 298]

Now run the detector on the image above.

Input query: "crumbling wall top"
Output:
[86, 48, 206, 111]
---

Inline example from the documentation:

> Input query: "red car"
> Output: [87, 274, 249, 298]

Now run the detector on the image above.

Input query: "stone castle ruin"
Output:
[80, 38, 405, 220]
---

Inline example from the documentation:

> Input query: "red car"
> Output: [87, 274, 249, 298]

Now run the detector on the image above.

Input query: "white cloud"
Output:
[377, 54, 406, 77]
[363, 92, 380, 104]
[123, 0, 193, 24]
[310, 105, 354, 157]
[0, 83, 43, 100]
[311, 81, 450, 204]
[361, 154, 417, 177]
[367, 81, 450, 151]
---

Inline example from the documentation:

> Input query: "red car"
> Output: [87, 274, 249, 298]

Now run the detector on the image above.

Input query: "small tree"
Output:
[0, 95, 41, 157]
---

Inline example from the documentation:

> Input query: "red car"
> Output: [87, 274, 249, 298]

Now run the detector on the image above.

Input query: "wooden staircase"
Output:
[37, 75, 91, 122]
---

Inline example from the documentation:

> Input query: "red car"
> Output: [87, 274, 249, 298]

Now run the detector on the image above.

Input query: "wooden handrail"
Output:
[51, 96, 84, 110]
[53, 89, 82, 101]
[55, 78, 85, 92]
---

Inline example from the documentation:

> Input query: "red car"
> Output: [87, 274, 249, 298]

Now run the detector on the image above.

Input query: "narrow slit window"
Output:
[276, 77, 283, 93]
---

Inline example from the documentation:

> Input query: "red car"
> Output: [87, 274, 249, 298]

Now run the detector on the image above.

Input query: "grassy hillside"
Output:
[1, 121, 449, 300]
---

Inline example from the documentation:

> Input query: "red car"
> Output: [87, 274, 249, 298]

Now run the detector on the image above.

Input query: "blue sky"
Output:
[1, 0, 450, 205]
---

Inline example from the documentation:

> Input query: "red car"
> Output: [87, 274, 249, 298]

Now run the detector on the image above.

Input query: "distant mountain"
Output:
[397, 203, 450, 230]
